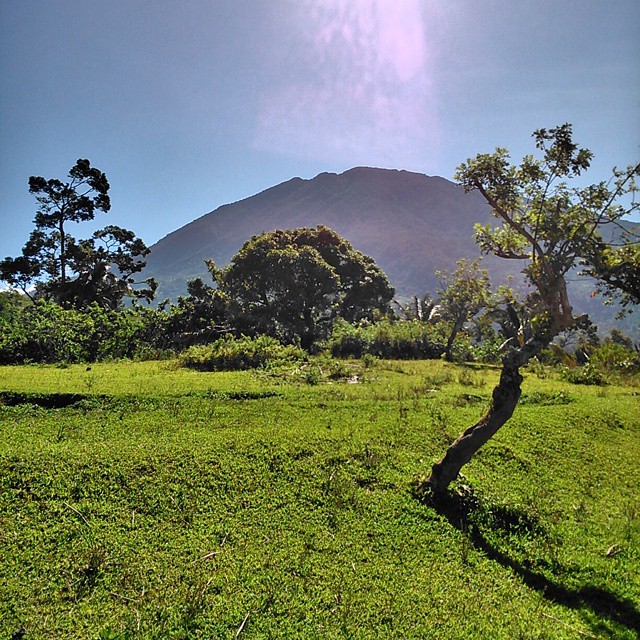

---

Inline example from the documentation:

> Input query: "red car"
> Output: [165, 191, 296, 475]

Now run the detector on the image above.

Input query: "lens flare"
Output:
[254, 0, 446, 168]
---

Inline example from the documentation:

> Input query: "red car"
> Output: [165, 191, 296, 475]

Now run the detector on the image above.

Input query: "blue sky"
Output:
[1, 0, 639, 259]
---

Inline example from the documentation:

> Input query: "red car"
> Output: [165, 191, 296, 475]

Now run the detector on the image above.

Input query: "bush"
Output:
[561, 364, 606, 386]
[0, 300, 176, 364]
[559, 342, 640, 386]
[0, 300, 94, 363]
[589, 342, 640, 375]
[330, 319, 444, 360]
[467, 334, 504, 364]
[179, 334, 306, 371]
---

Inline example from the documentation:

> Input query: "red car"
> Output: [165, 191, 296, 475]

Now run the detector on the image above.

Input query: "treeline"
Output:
[0, 296, 168, 363]
[3, 290, 638, 384]
[2, 154, 638, 379]
[0, 294, 445, 364]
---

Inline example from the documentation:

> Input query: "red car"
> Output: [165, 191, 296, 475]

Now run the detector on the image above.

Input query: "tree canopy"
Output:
[212, 226, 395, 350]
[435, 259, 492, 362]
[583, 242, 640, 312]
[0, 159, 156, 309]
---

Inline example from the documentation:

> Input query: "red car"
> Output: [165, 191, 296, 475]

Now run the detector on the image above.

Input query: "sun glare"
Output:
[254, 0, 445, 167]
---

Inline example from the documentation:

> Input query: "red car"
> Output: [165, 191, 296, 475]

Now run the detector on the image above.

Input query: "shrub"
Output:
[589, 342, 640, 375]
[179, 334, 306, 371]
[0, 300, 94, 363]
[561, 364, 606, 386]
[330, 319, 444, 360]
[0, 300, 176, 364]
[467, 334, 504, 364]
[447, 333, 475, 363]
[559, 342, 640, 386]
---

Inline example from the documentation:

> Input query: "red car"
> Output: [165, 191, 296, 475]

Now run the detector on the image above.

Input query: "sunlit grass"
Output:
[1, 359, 638, 638]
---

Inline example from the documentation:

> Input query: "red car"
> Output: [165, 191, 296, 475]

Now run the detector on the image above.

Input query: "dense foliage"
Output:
[330, 318, 445, 360]
[1, 152, 636, 382]
[213, 226, 395, 350]
[2, 287, 636, 390]
[435, 259, 492, 361]
[179, 335, 306, 371]
[0, 300, 162, 364]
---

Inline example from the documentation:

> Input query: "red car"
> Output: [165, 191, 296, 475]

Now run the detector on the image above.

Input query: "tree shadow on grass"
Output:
[418, 486, 640, 636]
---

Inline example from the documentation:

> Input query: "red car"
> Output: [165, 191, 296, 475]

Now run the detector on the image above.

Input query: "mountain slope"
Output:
[144, 167, 497, 300]
[143, 166, 638, 337]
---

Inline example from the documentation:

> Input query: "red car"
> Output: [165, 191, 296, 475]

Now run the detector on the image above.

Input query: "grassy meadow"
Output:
[0, 358, 639, 639]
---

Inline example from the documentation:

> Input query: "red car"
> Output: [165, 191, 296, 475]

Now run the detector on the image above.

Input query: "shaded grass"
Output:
[0, 360, 639, 638]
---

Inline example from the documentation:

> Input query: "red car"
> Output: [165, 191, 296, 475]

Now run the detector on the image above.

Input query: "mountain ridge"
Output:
[142, 166, 638, 338]
[144, 167, 497, 300]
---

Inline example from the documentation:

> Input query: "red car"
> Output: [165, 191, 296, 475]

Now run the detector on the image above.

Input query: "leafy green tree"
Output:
[423, 124, 640, 497]
[2, 159, 110, 291]
[214, 226, 394, 350]
[435, 259, 492, 361]
[216, 234, 339, 351]
[162, 268, 229, 348]
[583, 242, 640, 312]
[0, 159, 155, 309]
[46, 225, 157, 309]
[284, 226, 395, 323]
[0, 299, 161, 364]
[0, 290, 29, 321]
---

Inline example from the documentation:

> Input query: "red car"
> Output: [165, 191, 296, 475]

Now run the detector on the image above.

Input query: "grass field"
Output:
[1, 359, 639, 639]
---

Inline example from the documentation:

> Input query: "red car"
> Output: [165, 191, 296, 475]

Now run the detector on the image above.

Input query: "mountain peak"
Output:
[144, 167, 493, 300]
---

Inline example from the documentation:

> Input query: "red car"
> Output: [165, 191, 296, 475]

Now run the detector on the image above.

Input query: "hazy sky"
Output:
[1, 0, 639, 259]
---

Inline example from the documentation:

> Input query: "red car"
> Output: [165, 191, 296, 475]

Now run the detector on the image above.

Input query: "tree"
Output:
[583, 242, 640, 312]
[393, 294, 436, 322]
[286, 226, 395, 324]
[422, 124, 640, 497]
[161, 268, 230, 348]
[436, 259, 492, 361]
[0, 290, 29, 323]
[0, 159, 155, 308]
[44, 225, 157, 310]
[213, 226, 394, 350]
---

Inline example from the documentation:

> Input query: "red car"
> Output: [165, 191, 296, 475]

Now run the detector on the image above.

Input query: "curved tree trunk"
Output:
[444, 321, 462, 362]
[426, 363, 523, 496]
[426, 328, 562, 498]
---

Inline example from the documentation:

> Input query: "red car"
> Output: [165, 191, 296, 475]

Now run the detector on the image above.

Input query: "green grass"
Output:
[0, 359, 639, 639]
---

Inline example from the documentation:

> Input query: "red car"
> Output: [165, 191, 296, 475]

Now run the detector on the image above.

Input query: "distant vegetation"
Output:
[1, 136, 638, 397]
[1, 140, 637, 370]
[191, 225, 395, 351]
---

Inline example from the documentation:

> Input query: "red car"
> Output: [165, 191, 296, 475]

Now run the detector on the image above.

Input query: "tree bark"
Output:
[444, 321, 462, 362]
[425, 328, 560, 497]
[59, 219, 66, 284]
[426, 363, 523, 496]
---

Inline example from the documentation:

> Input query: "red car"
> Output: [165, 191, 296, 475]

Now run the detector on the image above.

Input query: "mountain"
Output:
[143, 166, 638, 337]
[144, 167, 499, 299]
